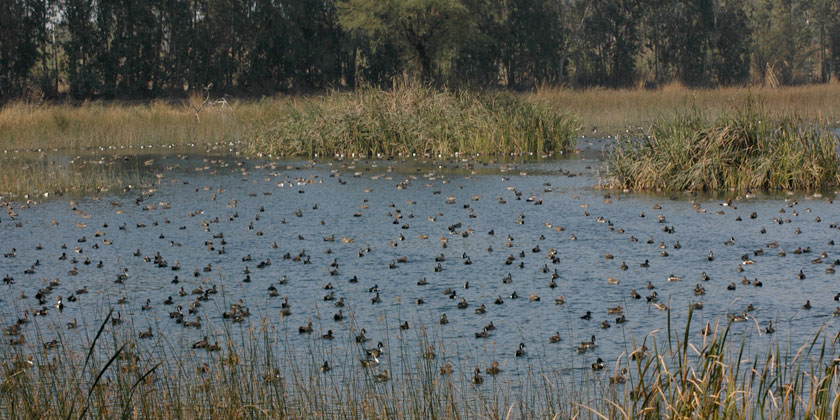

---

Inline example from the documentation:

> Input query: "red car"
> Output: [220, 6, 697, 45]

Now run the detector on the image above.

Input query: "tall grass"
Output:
[2, 307, 837, 419]
[246, 85, 580, 158]
[603, 100, 840, 191]
[0, 154, 150, 199]
[535, 81, 840, 136]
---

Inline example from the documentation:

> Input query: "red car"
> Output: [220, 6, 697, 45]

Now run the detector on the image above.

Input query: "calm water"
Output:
[2, 149, 839, 381]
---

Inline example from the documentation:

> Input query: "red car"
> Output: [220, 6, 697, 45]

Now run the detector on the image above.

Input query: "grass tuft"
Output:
[603, 99, 840, 192]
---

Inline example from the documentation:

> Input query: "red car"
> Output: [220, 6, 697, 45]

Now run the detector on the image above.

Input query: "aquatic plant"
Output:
[0, 155, 149, 200]
[604, 100, 840, 191]
[1, 306, 836, 420]
[246, 84, 581, 158]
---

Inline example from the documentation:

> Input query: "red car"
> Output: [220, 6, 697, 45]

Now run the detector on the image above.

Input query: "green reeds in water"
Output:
[2, 307, 839, 419]
[604, 100, 840, 192]
[247, 84, 581, 158]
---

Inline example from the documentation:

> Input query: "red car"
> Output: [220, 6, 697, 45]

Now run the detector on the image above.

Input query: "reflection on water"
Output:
[1, 152, 838, 383]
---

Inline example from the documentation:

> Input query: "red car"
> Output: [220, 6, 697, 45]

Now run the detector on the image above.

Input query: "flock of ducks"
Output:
[1, 156, 839, 385]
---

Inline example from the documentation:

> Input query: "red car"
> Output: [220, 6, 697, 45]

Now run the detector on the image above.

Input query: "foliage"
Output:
[2, 0, 840, 102]
[247, 83, 580, 157]
[604, 99, 840, 191]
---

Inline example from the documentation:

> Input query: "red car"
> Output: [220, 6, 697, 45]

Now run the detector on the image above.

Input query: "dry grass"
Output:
[1, 308, 837, 419]
[534, 82, 840, 136]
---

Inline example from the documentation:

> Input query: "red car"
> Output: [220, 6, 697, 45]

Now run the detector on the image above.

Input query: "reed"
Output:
[246, 84, 580, 158]
[1, 306, 837, 420]
[0, 154, 150, 200]
[603, 99, 840, 192]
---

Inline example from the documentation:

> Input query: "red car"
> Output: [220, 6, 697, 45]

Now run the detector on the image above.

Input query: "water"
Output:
[2, 151, 839, 381]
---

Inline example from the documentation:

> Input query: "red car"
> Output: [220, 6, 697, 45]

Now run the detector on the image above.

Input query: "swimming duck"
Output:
[475, 304, 486, 314]
[580, 311, 591, 320]
[322, 330, 334, 340]
[803, 300, 811, 310]
[475, 327, 491, 339]
[515, 342, 527, 357]
[765, 321, 775, 334]
[577, 335, 597, 352]
[555, 296, 566, 305]
[320, 361, 331, 373]
[549, 332, 562, 343]
[366, 342, 384, 358]
[591, 358, 605, 371]
[299, 321, 313, 334]
[731, 312, 749, 322]
[472, 367, 483, 385]
[609, 368, 628, 384]
[439, 314, 449, 325]
[360, 355, 380, 368]
[486, 361, 501, 375]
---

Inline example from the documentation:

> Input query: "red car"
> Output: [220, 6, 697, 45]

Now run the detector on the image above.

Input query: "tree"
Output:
[0, 0, 46, 100]
[337, 0, 470, 82]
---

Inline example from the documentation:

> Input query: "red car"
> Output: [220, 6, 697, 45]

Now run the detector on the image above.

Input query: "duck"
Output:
[731, 312, 749, 322]
[439, 314, 449, 325]
[374, 369, 390, 382]
[591, 358, 605, 371]
[66, 318, 77, 329]
[192, 336, 208, 349]
[549, 332, 562, 343]
[475, 304, 486, 314]
[322, 330, 334, 340]
[366, 342, 384, 358]
[139, 327, 153, 339]
[765, 321, 775, 334]
[555, 296, 566, 305]
[299, 321, 313, 334]
[803, 300, 811, 310]
[610, 368, 628, 384]
[486, 361, 501, 375]
[475, 327, 491, 339]
[355, 328, 369, 342]
[701, 323, 713, 336]
[320, 361, 331, 373]
[515, 342, 527, 357]
[577, 335, 597, 352]
[360, 355, 380, 368]
[472, 367, 483, 385]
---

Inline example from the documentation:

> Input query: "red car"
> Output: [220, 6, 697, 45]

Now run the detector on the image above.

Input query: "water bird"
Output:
[591, 358, 605, 371]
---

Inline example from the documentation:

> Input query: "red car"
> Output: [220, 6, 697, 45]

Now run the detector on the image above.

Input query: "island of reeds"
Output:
[603, 100, 840, 192]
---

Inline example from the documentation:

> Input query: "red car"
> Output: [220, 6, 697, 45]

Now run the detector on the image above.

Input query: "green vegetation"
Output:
[604, 100, 840, 192]
[247, 85, 580, 158]
[4, 0, 840, 101]
[2, 308, 837, 419]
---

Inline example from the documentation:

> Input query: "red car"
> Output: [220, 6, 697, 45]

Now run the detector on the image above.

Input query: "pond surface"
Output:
[2, 148, 839, 383]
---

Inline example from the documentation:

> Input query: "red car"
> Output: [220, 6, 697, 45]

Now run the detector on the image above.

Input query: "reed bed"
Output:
[0, 155, 150, 200]
[603, 100, 840, 192]
[2, 307, 837, 420]
[246, 85, 580, 158]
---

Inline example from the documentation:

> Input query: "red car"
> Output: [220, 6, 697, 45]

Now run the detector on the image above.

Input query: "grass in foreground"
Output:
[1, 307, 838, 419]
[603, 100, 840, 192]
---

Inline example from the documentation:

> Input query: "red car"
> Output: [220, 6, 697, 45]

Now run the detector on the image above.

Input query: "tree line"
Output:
[2, 0, 840, 101]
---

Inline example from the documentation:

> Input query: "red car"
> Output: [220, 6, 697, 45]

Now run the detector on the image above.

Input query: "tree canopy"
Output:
[1, 0, 839, 101]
